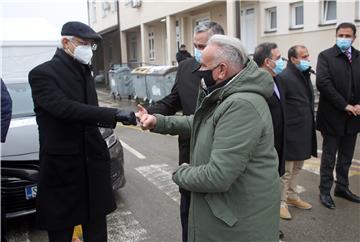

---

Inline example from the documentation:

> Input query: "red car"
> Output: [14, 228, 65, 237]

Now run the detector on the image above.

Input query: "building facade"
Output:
[88, 0, 360, 69]
[88, 0, 122, 79]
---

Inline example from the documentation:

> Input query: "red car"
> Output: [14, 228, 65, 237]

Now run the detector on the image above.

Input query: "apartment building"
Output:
[88, 0, 360, 69]
[88, 0, 122, 77]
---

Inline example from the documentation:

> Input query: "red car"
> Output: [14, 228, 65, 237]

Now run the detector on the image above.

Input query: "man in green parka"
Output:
[139, 35, 280, 242]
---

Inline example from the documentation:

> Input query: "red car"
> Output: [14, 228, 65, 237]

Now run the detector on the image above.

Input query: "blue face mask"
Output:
[194, 48, 202, 63]
[336, 38, 352, 51]
[296, 60, 311, 72]
[272, 58, 286, 75]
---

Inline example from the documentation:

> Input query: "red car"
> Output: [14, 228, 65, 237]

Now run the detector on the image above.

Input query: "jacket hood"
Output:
[207, 59, 274, 103]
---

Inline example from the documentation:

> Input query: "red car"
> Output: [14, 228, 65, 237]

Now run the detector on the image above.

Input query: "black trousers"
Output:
[319, 133, 357, 194]
[48, 216, 107, 242]
[180, 190, 191, 242]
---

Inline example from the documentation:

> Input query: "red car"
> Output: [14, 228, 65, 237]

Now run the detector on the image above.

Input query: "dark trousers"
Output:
[48, 216, 107, 242]
[180, 190, 191, 242]
[319, 133, 357, 194]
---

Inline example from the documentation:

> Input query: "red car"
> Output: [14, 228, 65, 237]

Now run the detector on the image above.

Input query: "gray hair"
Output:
[194, 21, 225, 37]
[207, 35, 249, 68]
[58, 35, 74, 49]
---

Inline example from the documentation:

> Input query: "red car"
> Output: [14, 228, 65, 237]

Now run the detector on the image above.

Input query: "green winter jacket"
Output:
[153, 60, 280, 242]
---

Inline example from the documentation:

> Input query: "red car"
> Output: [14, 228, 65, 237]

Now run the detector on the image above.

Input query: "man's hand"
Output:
[115, 109, 137, 125]
[135, 104, 148, 121]
[139, 113, 157, 130]
[354, 104, 360, 116]
[345, 105, 357, 116]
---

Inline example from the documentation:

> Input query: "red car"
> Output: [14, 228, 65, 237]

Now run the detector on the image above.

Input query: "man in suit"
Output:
[316, 22, 360, 209]
[136, 21, 224, 242]
[253, 42, 286, 177]
[29, 21, 136, 242]
[277, 45, 317, 220]
[253, 42, 286, 240]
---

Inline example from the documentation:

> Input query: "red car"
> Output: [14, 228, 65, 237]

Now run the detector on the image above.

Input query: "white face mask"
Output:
[73, 45, 93, 64]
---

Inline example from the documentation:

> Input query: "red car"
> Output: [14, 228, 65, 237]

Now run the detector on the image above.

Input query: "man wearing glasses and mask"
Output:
[28, 21, 136, 242]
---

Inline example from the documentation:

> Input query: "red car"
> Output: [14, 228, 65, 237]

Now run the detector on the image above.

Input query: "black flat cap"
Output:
[61, 21, 102, 41]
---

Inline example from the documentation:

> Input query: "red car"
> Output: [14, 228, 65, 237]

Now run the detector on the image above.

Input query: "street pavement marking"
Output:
[120, 139, 146, 160]
[303, 158, 360, 177]
[107, 203, 148, 242]
[135, 164, 180, 204]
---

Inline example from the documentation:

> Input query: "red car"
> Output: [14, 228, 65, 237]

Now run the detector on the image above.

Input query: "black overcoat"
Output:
[277, 62, 317, 161]
[28, 49, 117, 230]
[147, 57, 201, 165]
[316, 45, 360, 135]
[267, 77, 286, 176]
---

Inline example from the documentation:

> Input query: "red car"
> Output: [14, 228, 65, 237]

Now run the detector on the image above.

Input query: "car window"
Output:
[6, 82, 35, 118]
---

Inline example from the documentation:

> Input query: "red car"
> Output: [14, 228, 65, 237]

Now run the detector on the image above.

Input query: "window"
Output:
[321, 0, 336, 24]
[148, 32, 155, 61]
[91, 1, 96, 23]
[175, 20, 181, 50]
[265, 7, 277, 31]
[111, 0, 117, 12]
[102, 1, 111, 18]
[290, 2, 304, 28]
[129, 33, 138, 62]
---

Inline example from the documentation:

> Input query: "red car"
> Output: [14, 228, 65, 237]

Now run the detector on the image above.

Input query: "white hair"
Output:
[58, 35, 74, 49]
[207, 35, 249, 68]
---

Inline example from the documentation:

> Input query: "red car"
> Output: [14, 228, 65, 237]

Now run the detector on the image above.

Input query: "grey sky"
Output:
[1, 0, 88, 40]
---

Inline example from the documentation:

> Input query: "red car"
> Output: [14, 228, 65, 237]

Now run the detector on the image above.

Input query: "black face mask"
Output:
[196, 64, 219, 87]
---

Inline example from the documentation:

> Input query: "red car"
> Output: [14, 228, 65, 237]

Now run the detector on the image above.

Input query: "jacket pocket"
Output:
[205, 193, 238, 227]
[46, 144, 80, 155]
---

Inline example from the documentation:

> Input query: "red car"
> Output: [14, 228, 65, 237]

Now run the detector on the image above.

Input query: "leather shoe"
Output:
[320, 194, 336, 209]
[334, 187, 360, 203]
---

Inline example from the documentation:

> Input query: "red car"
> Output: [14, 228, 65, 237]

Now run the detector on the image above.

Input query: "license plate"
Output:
[25, 185, 37, 200]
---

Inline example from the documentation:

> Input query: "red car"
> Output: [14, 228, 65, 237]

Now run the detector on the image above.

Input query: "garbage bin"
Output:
[145, 66, 177, 104]
[108, 65, 134, 100]
[131, 66, 151, 104]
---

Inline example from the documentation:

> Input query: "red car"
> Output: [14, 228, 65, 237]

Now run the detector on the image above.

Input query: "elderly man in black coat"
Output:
[316, 22, 360, 209]
[277, 45, 317, 220]
[28, 21, 136, 242]
[136, 21, 224, 242]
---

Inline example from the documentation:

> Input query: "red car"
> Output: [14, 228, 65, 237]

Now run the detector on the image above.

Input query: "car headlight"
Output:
[105, 132, 117, 148]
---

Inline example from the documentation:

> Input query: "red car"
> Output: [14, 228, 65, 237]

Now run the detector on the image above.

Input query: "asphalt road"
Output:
[5, 90, 360, 242]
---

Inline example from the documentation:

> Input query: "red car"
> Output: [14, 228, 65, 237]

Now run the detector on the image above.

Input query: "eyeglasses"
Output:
[193, 43, 206, 50]
[70, 38, 98, 51]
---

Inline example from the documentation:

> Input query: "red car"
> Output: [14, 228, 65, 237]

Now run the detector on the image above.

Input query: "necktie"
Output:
[345, 50, 352, 63]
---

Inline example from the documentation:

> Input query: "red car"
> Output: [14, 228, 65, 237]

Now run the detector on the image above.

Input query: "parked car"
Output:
[0, 78, 126, 219]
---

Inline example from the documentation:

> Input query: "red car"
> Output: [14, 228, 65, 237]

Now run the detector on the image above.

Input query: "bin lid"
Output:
[109, 64, 130, 73]
[131, 66, 177, 75]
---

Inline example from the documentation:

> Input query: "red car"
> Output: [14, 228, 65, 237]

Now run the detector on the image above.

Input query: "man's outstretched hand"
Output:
[115, 109, 137, 125]
[136, 104, 157, 130]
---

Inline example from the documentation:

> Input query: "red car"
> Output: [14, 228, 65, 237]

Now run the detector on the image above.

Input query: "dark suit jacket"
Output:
[267, 77, 286, 176]
[147, 57, 201, 165]
[277, 62, 317, 161]
[1, 79, 12, 143]
[29, 49, 117, 230]
[316, 45, 360, 135]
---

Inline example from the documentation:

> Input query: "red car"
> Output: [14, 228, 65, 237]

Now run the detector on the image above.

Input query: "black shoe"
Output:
[320, 194, 336, 209]
[279, 230, 284, 240]
[334, 187, 360, 203]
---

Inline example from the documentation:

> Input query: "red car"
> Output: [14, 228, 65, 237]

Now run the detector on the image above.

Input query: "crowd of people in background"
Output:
[1, 19, 358, 242]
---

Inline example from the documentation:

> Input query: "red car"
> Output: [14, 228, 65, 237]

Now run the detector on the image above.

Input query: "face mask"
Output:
[295, 60, 311, 72]
[272, 58, 286, 75]
[73, 45, 93, 64]
[336, 38, 352, 51]
[197, 65, 219, 87]
[194, 48, 202, 63]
